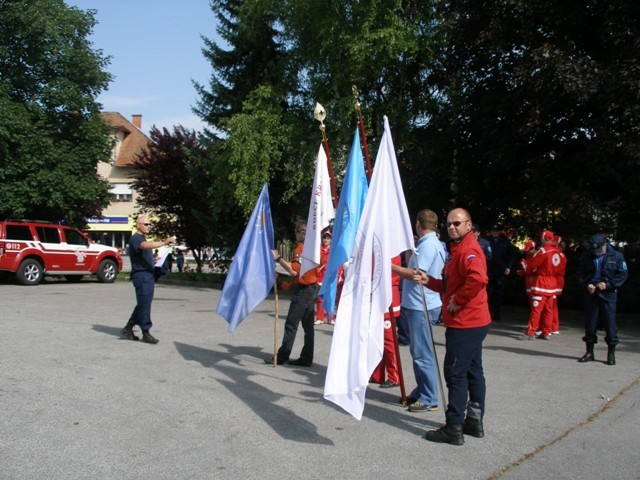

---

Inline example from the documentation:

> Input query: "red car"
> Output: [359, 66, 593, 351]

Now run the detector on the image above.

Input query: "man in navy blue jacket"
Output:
[576, 234, 628, 365]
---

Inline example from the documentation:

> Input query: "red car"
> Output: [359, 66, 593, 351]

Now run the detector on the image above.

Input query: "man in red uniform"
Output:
[520, 230, 564, 340]
[370, 255, 401, 388]
[551, 235, 567, 335]
[419, 208, 491, 446]
[315, 230, 332, 325]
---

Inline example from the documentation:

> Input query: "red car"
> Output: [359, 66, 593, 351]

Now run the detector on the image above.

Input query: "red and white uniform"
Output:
[551, 236, 567, 333]
[524, 238, 564, 337]
[315, 244, 330, 321]
[371, 255, 401, 385]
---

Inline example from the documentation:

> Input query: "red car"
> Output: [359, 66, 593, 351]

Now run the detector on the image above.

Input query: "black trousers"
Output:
[277, 283, 319, 363]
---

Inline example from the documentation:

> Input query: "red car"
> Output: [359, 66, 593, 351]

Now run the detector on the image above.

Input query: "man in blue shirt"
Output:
[576, 234, 628, 365]
[392, 209, 446, 412]
[121, 214, 175, 344]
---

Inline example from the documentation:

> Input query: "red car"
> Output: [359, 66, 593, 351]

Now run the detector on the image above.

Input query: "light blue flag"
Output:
[216, 183, 275, 333]
[318, 129, 369, 316]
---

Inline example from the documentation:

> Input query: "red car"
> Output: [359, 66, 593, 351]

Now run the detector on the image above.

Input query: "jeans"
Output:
[404, 307, 441, 406]
[277, 283, 318, 363]
[443, 324, 490, 425]
[128, 271, 155, 331]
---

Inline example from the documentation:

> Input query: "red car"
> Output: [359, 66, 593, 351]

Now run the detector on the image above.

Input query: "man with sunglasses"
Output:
[121, 214, 175, 344]
[418, 208, 491, 446]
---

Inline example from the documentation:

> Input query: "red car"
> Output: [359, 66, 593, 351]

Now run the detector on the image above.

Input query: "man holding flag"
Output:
[267, 221, 318, 367]
[418, 208, 491, 446]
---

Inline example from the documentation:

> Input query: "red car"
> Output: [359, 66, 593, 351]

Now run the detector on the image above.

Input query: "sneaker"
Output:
[141, 331, 159, 344]
[401, 396, 418, 406]
[519, 334, 535, 341]
[408, 401, 438, 413]
[380, 380, 400, 389]
[329, 320, 335, 325]
[551, 331, 560, 335]
[535, 331, 542, 336]
[314, 320, 323, 325]
[121, 325, 139, 341]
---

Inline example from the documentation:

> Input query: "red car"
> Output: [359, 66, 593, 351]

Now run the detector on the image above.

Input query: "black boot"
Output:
[424, 423, 464, 446]
[578, 343, 594, 363]
[606, 345, 616, 366]
[463, 401, 484, 438]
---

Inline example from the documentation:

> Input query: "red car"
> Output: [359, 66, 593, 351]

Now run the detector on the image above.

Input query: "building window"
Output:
[110, 183, 133, 202]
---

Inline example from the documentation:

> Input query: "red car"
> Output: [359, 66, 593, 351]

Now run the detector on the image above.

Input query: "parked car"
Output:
[0, 219, 123, 286]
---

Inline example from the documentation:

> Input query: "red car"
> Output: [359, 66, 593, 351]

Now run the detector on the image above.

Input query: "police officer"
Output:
[486, 224, 515, 322]
[576, 234, 628, 365]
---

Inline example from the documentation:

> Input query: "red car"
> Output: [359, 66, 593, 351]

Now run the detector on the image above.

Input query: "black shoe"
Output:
[380, 380, 400, 389]
[121, 325, 139, 341]
[578, 352, 594, 363]
[424, 424, 464, 446]
[141, 331, 159, 344]
[463, 418, 484, 438]
[264, 357, 286, 365]
[607, 346, 616, 366]
[288, 358, 312, 367]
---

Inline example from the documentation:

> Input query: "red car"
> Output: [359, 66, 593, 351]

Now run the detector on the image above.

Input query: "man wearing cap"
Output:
[576, 234, 628, 365]
[486, 224, 515, 322]
[472, 224, 492, 265]
[520, 230, 564, 340]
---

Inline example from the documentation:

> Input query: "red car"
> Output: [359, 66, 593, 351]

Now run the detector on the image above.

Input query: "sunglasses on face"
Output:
[446, 220, 469, 227]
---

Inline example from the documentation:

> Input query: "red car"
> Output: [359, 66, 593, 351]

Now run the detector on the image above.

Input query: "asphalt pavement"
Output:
[1, 278, 638, 480]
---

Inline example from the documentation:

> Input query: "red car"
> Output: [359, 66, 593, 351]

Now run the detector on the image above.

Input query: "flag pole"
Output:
[314, 103, 339, 209]
[272, 273, 279, 368]
[352, 85, 373, 181]
[418, 276, 447, 415]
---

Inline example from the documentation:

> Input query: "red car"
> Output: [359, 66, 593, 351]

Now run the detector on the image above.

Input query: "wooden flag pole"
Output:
[352, 85, 373, 181]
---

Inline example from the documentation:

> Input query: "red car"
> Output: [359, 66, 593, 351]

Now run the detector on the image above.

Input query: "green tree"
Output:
[424, 0, 640, 241]
[0, 0, 113, 226]
[131, 126, 212, 270]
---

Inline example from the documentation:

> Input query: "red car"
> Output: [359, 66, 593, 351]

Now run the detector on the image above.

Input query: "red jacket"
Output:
[526, 245, 565, 296]
[428, 232, 491, 329]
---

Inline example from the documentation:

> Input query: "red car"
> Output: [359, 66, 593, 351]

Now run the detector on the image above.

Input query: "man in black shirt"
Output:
[121, 215, 175, 344]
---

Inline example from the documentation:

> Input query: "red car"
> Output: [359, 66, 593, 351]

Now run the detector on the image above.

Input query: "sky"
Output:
[66, 0, 219, 135]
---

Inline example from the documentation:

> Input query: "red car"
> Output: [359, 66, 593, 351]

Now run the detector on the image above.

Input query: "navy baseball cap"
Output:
[589, 234, 605, 254]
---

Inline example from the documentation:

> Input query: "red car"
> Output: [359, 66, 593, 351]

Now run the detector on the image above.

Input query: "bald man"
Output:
[121, 215, 175, 344]
[419, 208, 491, 446]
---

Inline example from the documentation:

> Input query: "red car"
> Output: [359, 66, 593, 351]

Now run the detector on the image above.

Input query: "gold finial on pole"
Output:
[314, 102, 328, 143]
[313, 102, 338, 208]
[352, 85, 363, 120]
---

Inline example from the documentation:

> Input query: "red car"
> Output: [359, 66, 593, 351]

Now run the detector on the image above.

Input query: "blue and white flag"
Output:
[324, 117, 414, 419]
[318, 129, 368, 317]
[216, 183, 275, 333]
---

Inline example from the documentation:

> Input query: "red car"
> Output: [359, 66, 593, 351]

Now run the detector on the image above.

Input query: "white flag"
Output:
[324, 116, 415, 420]
[300, 144, 335, 277]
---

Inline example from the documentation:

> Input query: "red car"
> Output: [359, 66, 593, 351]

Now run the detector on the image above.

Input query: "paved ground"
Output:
[1, 278, 638, 480]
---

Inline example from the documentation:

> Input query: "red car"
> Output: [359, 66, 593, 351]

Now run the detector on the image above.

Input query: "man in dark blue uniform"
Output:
[486, 224, 515, 322]
[576, 234, 628, 365]
[121, 214, 175, 344]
